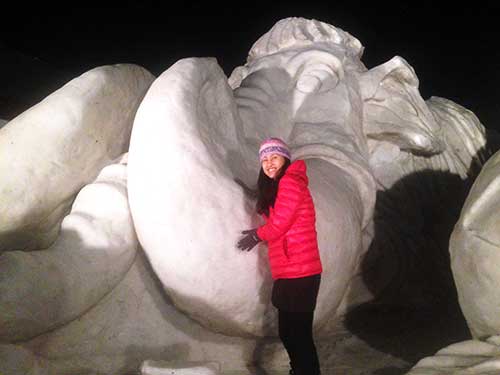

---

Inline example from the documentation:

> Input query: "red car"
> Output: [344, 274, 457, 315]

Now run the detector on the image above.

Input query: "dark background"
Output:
[1, 2, 499, 130]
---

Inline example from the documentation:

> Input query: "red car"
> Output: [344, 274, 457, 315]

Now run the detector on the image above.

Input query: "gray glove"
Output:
[237, 229, 261, 251]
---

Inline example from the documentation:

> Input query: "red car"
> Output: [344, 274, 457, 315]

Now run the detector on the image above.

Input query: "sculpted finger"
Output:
[0, 156, 138, 341]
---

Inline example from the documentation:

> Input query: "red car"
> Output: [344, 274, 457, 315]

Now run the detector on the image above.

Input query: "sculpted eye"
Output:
[287, 50, 343, 95]
[296, 65, 339, 94]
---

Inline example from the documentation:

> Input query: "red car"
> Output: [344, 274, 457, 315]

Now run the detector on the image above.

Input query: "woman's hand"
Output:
[237, 229, 261, 251]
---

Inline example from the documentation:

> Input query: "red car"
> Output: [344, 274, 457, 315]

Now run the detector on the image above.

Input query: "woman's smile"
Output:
[262, 154, 286, 179]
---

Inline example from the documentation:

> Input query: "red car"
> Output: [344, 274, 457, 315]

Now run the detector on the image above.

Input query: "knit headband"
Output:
[259, 138, 291, 162]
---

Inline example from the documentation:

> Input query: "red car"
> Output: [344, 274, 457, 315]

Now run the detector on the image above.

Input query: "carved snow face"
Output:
[232, 47, 351, 143]
[127, 29, 377, 337]
[127, 32, 449, 338]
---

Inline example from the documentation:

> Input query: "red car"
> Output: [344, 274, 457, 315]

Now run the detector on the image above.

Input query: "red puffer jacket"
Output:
[257, 160, 323, 280]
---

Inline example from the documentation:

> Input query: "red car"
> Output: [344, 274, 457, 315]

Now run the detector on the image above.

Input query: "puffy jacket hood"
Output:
[284, 159, 308, 185]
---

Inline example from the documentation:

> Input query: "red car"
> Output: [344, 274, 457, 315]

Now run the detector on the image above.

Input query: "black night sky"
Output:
[1, 3, 499, 130]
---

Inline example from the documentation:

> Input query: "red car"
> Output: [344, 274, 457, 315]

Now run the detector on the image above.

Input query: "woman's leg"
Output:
[292, 310, 320, 375]
[278, 309, 296, 371]
[278, 309, 320, 375]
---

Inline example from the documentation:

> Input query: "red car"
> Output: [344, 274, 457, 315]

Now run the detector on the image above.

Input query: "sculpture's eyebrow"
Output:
[287, 49, 344, 78]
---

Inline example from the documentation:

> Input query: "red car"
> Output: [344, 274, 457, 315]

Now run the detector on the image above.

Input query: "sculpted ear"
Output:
[359, 56, 444, 155]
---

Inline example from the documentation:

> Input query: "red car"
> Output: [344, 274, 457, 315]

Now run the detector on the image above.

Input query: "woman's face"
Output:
[261, 154, 286, 179]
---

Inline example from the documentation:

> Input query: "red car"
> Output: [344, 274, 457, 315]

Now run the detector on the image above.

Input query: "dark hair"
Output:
[256, 158, 291, 216]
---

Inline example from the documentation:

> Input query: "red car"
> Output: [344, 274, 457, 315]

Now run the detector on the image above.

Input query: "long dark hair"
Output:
[256, 158, 291, 216]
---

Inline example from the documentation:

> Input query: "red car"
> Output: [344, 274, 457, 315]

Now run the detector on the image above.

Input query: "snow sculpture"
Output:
[0, 64, 154, 252]
[0, 16, 489, 375]
[128, 17, 484, 337]
[450, 148, 500, 339]
[406, 336, 500, 374]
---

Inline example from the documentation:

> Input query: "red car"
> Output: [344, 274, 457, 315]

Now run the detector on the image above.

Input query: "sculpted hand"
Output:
[237, 229, 261, 251]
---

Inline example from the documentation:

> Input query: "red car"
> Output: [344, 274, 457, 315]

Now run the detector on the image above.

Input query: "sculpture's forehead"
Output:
[247, 17, 364, 63]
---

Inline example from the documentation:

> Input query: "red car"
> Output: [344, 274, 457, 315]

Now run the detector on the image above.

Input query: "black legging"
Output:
[278, 309, 321, 375]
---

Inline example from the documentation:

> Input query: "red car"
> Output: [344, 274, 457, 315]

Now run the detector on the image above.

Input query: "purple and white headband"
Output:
[259, 138, 291, 162]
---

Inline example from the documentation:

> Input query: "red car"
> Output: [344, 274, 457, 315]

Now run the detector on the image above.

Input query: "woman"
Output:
[237, 137, 323, 375]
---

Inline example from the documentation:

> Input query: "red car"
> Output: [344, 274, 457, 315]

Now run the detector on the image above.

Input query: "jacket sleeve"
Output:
[257, 173, 304, 242]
